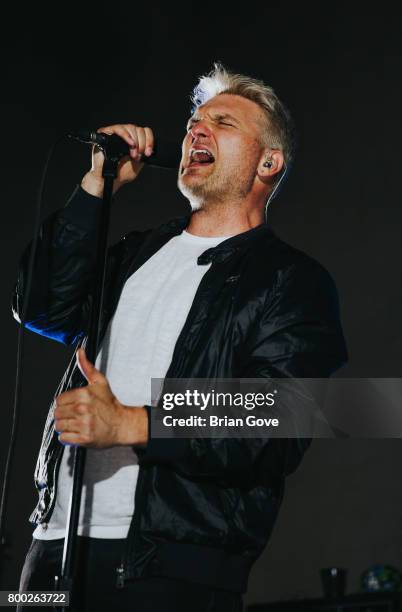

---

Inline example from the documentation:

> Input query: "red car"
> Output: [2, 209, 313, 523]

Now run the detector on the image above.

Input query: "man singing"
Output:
[14, 63, 348, 611]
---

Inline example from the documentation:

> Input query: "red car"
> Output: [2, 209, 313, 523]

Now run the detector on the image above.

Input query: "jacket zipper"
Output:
[115, 466, 146, 588]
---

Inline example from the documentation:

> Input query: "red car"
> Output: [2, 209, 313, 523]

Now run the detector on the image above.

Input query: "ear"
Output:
[257, 149, 285, 184]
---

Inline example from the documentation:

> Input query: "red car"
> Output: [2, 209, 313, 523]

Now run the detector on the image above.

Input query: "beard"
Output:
[177, 157, 256, 212]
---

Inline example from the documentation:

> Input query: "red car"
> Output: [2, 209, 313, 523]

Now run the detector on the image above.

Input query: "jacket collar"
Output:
[157, 213, 275, 264]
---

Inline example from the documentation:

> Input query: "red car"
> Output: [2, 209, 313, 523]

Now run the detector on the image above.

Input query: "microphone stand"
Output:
[54, 140, 125, 611]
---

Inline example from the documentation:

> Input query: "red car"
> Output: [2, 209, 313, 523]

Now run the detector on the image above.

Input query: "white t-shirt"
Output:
[33, 229, 232, 539]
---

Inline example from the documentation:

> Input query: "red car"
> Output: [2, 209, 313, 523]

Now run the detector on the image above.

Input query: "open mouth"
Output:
[187, 148, 215, 168]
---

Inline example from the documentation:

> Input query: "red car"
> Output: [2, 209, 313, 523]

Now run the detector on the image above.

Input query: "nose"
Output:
[190, 119, 212, 140]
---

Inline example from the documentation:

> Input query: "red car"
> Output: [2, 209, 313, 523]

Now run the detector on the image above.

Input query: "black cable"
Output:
[0, 136, 66, 565]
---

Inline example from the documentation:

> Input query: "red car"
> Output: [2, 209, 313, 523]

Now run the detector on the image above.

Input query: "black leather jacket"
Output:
[12, 185, 348, 593]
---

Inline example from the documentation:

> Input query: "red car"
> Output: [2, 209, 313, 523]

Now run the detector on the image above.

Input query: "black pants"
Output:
[18, 537, 243, 612]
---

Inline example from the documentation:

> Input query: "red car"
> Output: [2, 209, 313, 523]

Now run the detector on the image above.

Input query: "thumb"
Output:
[76, 347, 106, 385]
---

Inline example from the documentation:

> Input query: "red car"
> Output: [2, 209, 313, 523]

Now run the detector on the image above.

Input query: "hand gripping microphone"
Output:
[67, 129, 181, 169]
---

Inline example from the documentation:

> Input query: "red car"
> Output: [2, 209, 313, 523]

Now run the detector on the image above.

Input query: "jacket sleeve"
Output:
[11, 185, 143, 346]
[137, 258, 348, 486]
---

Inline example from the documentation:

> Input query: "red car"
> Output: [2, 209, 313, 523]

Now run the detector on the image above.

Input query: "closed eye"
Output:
[185, 118, 236, 131]
[186, 119, 198, 131]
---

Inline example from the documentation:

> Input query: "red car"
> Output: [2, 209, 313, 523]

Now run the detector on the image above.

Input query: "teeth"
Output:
[189, 148, 214, 162]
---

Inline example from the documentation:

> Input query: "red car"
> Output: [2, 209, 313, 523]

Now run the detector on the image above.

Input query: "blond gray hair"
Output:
[191, 62, 295, 169]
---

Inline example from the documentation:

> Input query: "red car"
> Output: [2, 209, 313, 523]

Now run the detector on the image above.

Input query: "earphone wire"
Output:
[264, 162, 288, 224]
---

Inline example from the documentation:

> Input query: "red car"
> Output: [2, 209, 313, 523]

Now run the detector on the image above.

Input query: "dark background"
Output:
[1, 1, 401, 606]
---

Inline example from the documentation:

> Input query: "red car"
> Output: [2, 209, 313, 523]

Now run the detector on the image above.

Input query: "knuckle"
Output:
[76, 402, 87, 415]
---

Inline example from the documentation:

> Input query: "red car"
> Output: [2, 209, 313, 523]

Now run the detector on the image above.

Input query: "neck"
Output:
[185, 193, 266, 237]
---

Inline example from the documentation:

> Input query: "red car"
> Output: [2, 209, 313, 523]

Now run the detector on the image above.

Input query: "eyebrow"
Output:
[186, 112, 241, 129]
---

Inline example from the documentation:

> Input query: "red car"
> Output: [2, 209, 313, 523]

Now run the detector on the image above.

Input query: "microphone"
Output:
[67, 129, 181, 169]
